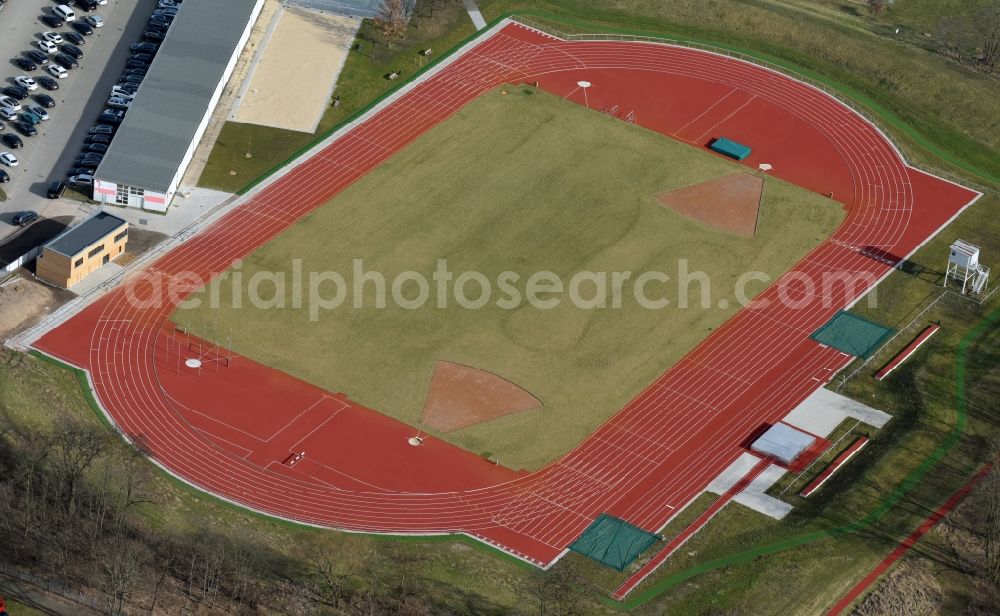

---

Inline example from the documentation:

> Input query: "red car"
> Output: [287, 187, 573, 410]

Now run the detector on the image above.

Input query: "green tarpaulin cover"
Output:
[569, 514, 659, 571]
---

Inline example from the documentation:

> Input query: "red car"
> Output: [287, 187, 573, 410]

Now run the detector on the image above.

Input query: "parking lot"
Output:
[0, 0, 158, 242]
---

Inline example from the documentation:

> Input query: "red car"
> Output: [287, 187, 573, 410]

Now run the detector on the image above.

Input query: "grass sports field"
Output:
[175, 87, 843, 470]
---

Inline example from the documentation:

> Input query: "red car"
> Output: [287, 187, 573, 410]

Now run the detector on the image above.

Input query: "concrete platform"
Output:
[783, 387, 892, 437]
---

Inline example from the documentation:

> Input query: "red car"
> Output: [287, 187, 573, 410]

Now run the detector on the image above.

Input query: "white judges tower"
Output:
[944, 240, 990, 295]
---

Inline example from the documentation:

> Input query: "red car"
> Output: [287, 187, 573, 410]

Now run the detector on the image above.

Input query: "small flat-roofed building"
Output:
[93, 0, 265, 212]
[750, 422, 816, 466]
[36, 212, 128, 288]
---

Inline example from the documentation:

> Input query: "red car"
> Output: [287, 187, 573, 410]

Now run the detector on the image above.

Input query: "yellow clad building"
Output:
[36, 212, 128, 289]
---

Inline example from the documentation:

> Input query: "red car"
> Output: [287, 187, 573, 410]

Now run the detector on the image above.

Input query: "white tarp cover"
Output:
[750, 422, 815, 465]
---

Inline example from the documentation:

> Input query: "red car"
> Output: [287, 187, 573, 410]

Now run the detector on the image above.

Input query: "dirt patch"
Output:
[232, 8, 359, 133]
[656, 173, 763, 236]
[0, 273, 73, 340]
[420, 361, 541, 433]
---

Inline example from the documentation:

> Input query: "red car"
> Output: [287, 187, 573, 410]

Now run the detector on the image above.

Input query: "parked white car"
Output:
[86, 15, 104, 28]
[0, 107, 18, 121]
[106, 96, 132, 109]
[47, 64, 68, 79]
[53, 4, 76, 22]
[69, 174, 94, 186]
[0, 152, 19, 167]
[42, 31, 64, 44]
[14, 76, 38, 91]
[35, 40, 58, 54]
[0, 96, 21, 111]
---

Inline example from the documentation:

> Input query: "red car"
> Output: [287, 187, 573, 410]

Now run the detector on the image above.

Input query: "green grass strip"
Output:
[617, 302, 1000, 609]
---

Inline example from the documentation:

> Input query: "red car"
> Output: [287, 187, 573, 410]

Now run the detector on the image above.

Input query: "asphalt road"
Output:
[0, 0, 158, 241]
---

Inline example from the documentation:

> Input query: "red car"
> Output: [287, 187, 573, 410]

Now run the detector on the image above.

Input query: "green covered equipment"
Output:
[569, 514, 660, 571]
[710, 137, 752, 161]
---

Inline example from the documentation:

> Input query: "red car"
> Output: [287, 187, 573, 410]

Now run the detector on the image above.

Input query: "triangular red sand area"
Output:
[421, 361, 541, 432]
[656, 173, 763, 236]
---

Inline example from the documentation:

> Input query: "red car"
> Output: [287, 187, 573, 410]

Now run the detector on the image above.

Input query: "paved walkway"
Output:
[463, 0, 487, 30]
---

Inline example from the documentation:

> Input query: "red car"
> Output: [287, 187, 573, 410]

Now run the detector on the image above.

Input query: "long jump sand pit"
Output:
[232, 7, 359, 133]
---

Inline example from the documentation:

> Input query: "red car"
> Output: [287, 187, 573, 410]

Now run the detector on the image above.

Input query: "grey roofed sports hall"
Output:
[94, 0, 260, 193]
[750, 422, 816, 465]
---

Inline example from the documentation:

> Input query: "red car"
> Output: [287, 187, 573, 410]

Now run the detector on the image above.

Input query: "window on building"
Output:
[114, 229, 128, 243]
[88, 245, 104, 259]
[74, 258, 83, 268]
[115, 184, 129, 205]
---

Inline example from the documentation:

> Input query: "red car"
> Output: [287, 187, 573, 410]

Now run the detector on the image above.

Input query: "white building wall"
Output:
[164, 0, 265, 206]
[94, 0, 265, 212]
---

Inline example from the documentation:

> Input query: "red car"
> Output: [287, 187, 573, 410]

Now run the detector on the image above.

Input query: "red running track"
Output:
[35, 22, 980, 570]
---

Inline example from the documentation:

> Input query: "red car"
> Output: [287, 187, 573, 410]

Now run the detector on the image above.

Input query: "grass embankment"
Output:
[176, 87, 842, 471]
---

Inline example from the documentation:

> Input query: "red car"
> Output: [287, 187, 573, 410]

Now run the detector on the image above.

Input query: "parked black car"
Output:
[2, 133, 23, 148]
[23, 49, 49, 65]
[46, 180, 66, 199]
[54, 54, 78, 69]
[98, 112, 123, 125]
[143, 30, 165, 42]
[34, 94, 56, 108]
[0, 169, 9, 184]
[13, 120, 38, 136]
[75, 0, 99, 11]
[60, 44, 84, 59]
[41, 15, 65, 29]
[130, 53, 154, 63]
[2, 86, 29, 100]
[13, 57, 37, 72]
[36, 76, 60, 91]
[85, 134, 110, 144]
[13, 211, 39, 226]
[86, 143, 108, 154]
[130, 42, 158, 54]
[72, 21, 94, 36]
[89, 124, 115, 134]
[125, 59, 149, 70]
[64, 31, 86, 46]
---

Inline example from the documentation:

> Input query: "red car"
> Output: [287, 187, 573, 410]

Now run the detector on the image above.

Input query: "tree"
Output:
[867, 0, 889, 16]
[375, 0, 408, 49]
[978, 4, 1000, 70]
[51, 416, 109, 515]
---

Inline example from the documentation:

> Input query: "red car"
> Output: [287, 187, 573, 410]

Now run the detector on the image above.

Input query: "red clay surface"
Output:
[420, 361, 541, 433]
[874, 323, 940, 380]
[656, 173, 763, 236]
[802, 436, 869, 498]
[35, 22, 981, 569]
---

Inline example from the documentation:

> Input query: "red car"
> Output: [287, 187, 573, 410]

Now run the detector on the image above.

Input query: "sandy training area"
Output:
[657, 173, 764, 236]
[232, 8, 359, 133]
[420, 361, 542, 433]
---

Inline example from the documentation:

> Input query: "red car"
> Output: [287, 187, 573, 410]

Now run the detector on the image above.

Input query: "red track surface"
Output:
[35, 23, 980, 569]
